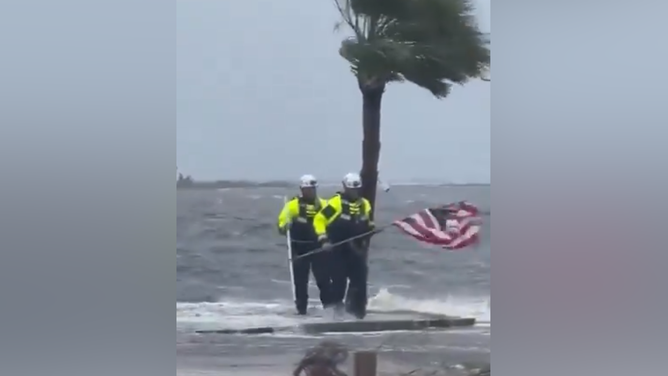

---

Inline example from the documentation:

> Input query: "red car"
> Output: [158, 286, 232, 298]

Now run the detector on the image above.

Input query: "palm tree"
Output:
[333, 0, 490, 217]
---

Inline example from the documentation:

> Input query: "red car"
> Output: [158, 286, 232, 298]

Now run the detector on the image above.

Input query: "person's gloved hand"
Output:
[318, 235, 332, 251]
[278, 225, 289, 236]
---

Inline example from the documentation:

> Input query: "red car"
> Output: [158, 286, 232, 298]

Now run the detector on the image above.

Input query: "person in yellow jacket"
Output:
[277, 174, 332, 315]
[313, 172, 374, 319]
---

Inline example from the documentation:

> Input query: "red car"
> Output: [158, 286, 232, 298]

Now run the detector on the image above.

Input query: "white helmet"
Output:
[299, 174, 318, 188]
[342, 172, 362, 188]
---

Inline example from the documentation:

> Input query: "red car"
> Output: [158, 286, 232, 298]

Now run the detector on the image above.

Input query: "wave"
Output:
[176, 288, 490, 333]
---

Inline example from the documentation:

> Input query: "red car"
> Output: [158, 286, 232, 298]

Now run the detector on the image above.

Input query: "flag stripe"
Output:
[392, 201, 482, 250]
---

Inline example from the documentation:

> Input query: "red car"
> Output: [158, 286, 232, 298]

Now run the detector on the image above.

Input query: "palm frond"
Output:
[333, 0, 490, 97]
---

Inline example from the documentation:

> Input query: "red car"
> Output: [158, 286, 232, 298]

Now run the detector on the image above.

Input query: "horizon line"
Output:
[177, 178, 490, 186]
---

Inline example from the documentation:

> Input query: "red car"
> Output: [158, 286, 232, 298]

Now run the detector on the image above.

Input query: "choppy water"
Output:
[177, 185, 491, 375]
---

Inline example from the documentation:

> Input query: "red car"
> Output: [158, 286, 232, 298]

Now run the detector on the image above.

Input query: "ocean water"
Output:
[177, 185, 491, 375]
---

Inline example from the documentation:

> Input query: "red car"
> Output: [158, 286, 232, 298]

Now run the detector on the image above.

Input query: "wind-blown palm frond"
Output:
[334, 0, 490, 97]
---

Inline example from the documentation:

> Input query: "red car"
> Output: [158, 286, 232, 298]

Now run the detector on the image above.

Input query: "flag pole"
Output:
[290, 226, 390, 261]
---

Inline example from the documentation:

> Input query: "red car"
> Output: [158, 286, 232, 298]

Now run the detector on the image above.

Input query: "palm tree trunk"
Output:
[359, 87, 384, 220]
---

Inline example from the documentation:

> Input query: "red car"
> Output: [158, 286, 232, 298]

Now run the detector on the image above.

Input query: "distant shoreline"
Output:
[177, 180, 293, 189]
[176, 180, 490, 190]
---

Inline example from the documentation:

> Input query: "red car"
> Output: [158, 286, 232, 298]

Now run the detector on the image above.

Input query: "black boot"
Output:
[296, 302, 307, 316]
[345, 288, 367, 319]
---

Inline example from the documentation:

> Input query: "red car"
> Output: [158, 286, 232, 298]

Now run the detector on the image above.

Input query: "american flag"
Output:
[392, 201, 482, 250]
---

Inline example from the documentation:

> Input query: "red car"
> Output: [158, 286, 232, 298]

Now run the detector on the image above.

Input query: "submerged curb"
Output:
[195, 317, 476, 335]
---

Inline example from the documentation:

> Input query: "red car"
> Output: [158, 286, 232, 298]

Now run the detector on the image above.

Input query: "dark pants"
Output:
[329, 243, 368, 319]
[292, 242, 332, 314]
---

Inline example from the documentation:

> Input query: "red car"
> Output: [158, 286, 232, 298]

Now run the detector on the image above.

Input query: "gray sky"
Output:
[177, 0, 490, 183]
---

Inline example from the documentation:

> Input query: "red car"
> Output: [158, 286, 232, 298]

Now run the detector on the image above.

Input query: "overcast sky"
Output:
[177, 0, 490, 183]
